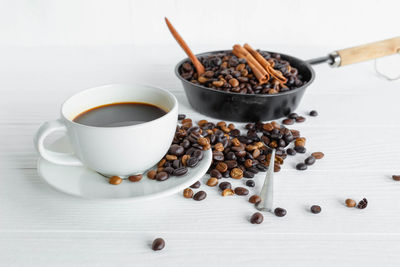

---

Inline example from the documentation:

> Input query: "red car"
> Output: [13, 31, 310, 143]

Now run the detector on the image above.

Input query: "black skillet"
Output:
[175, 37, 400, 122]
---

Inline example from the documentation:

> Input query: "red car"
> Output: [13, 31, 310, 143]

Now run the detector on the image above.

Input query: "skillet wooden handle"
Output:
[335, 37, 400, 66]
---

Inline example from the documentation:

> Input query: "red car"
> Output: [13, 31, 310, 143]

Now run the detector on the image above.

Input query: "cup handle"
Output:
[34, 119, 83, 166]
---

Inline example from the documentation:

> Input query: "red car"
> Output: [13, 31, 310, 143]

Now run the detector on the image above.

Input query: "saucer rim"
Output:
[37, 149, 212, 202]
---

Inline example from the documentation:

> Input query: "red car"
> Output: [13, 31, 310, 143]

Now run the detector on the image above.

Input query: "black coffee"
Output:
[73, 102, 167, 127]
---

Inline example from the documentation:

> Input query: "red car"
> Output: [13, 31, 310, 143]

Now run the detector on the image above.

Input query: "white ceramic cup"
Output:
[34, 84, 178, 177]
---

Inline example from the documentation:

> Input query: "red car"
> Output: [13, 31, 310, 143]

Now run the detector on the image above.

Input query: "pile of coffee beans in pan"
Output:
[179, 51, 305, 94]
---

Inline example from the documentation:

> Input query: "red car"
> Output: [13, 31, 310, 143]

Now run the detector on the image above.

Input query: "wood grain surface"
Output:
[1, 45, 399, 267]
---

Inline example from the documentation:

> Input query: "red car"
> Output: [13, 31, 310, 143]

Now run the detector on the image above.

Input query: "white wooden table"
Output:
[1, 44, 400, 267]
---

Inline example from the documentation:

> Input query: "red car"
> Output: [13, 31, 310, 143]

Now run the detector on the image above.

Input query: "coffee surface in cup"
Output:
[73, 102, 167, 127]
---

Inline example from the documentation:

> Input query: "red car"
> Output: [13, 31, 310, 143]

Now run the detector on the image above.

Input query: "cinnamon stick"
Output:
[243, 43, 287, 84]
[165, 17, 205, 75]
[232, 44, 269, 84]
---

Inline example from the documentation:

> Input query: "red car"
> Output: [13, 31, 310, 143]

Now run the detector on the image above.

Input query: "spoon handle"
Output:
[165, 17, 205, 76]
[256, 149, 275, 212]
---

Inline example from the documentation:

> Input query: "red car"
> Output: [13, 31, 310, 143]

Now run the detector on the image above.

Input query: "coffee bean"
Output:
[310, 205, 321, 214]
[169, 144, 184, 156]
[296, 163, 307, 170]
[219, 181, 232, 190]
[163, 166, 175, 175]
[178, 114, 186, 120]
[294, 146, 306, 153]
[288, 113, 298, 119]
[210, 169, 222, 179]
[294, 137, 306, 147]
[173, 167, 188, 176]
[311, 152, 324, 159]
[222, 188, 235, 196]
[345, 198, 356, 207]
[244, 171, 255, 178]
[193, 191, 207, 201]
[250, 212, 264, 224]
[234, 187, 249, 196]
[282, 118, 294, 125]
[305, 156, 316, 166]
[295, 116, 306, 123]
[183, 188, 193, 198]
[192, 149, 204, 160]
[246, 180, 255, 188]
[357, 198, 368, 209]
[286, 148, 296, 156]
[212, 151, 224, 161]
[152, 238, 165, 251]
[206, 177, 218, 187]
[186, 157, 199, 167]
[216, 162, 228, 173]
[225, 160, 238, 169]
[256, 164, 267, 171]
[109, 176, 122, 185]
[274, 207, 287, 217]
[309, 110, 318, 117]
[392, 175, 400, 181]
[190, 181, 201, 189]
[156, 171, 169, 181]
[128, 174, 142, 182]
[230, 168, 244, 179]
[147, 170, 157, 180]
[247, 166, 259, 174]
[249, 195, 261, 204]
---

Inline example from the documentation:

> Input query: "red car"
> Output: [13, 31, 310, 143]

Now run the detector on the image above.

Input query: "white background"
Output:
[1, 0, 399, 47]
[1, 0, 400, 266]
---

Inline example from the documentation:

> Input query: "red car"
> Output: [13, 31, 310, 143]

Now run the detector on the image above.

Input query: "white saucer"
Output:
[37, 136, 212, 201]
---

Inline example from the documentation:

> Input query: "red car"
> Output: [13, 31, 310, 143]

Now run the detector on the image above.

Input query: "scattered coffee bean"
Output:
[234, 187, 249, 196]
[357, 198, 368, 209]
[288, 113, 298, 119]
[243, 170, 255, 178]
[183, 188, 193, 198]
[282, 118, 294, 125]
[109, 176, 122, 185]
[230, 168, 244, 179]
[190, 181, 201, 189]
[309, 110, 318, 117]
[296, 163, 307, 170]
[250, 212, 264, 224]
[152, 238, 165, 251]
[274, 207, 287, 217]
[345, 198, 356, 207]
[173, 167, 188, 176]
[128, 174, 142, 182]
[305, 156, 316, 166]
[193, 191, 207, 201]
[222, 188, 235, 196]
[246, 180, 255, 187]
[392, 175, 400, 181]
[310, 205, 321, 214]
[294, 146, 306, 153]
[186, 156, 199, 167]
[178, 114, 186, 120]
[249, 195, 261, 204]
[206, 177, 219, 187]
[210, 169, 222, 179]
[147, 170, 157, 180]
[156, 171, 169, 181]
[286, 148, 296, 156]
[295, 116, 306, 123]
[311, 152, 324, 159]
[219, 181, 232, 191]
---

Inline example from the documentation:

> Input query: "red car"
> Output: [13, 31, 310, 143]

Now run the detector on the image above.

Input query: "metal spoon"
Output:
[256, 149, 275, 212]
